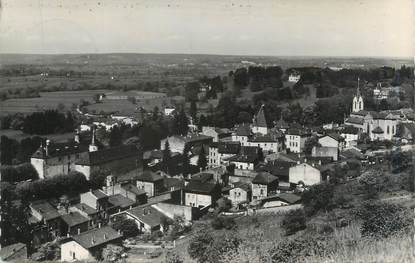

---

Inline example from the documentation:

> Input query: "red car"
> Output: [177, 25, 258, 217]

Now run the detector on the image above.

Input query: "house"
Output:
[75, 144, 141, 180]
[136, 170, 165, 197]
[201, 126, 232, 142]
[164, 107, 176, 116]
[80, 190, 109, 219]
[289, 161, 324, 186]
[318, 133, 345, 151]
[143, 150, 163, 167]
[341, 126, 359, 148]
[69, 203, 102, 229]
[396, 123, 415, 143]
[227, 153, 258, 172]
[256, 160, 295, 185]
[232, 124, 252, 146]
[0, 243, 27, 262]
[229, 182, 251, 207]
[285, 128, 311, 153]
[123, 205, 167, 233]
[29, 200, 62, 241]
[208, 141, 240, 167]
[251, 172, 279, 200]
[274, 115, 290, 133]
[107, 194, 137, 214]
[247, 132, 283, 154]
[160, 134, 213, 154]
[60, 211, 90, 236]
[252, 104, 269, 135]
[60, 226, 123, 262]
[31, 140, 88, 179]
[288, 72, 301, 83]
[312, 146, 338, 161]
[102, 175, 147, 205]
[183, 181, 221, 208]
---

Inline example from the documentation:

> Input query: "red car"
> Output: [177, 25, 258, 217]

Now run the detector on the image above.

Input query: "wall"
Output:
[151, 203, 195, 221]
[252, 184, 268, 200]
[136, 181, 155, 197]
[318, 136, 338, 148]
[289, 163, 321, 185]
[61, 241, 92, 262]
[312, 146, 338, 161]
[80, 192, 98, 210]
[229, 188, 249, 206]
[185, 193, 212, 208]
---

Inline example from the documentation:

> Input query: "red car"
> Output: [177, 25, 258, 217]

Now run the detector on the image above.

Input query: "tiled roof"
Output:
[325, 133, 344, 142]
[61, 212, 90, 227]
[108, 194, 136, 209]
[0, 243, 26, 261]
[286, 128, 311, 136]
[136, 170, 164, 182]
[228, 154, 257, 163]
[32, 142, 87, 159]
[71, 226, 123, 249]
[89, 189, 108, 200]
[72, 204, 98, 215]
[231, 182, 251, 192]
[252, 171, 278, 185]
[125, 205, 165, 228]
[76, 144, 139, 166]
[256, 161, 294, 179]
[184, 181, 219, 194]
[253, 105, 268, 128]
[249, 135, 278, 143]
[30, 200, 60, 221]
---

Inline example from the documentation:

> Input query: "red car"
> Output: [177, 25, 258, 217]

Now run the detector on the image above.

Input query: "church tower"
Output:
[352, 77, 364, 113]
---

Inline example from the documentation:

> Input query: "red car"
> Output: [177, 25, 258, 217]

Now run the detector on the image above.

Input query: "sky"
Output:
[0, 0, 413, 57]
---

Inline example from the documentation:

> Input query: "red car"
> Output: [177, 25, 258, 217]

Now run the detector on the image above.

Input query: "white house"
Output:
[232, 124, 252, 146]
[60, 226, 122, 262]
[289, 162, 322, 186]
[288, 72, 301, 83]
[183, 181, 221, 208]
[229, 182, 251, 206]
[285, 129, 311, 153]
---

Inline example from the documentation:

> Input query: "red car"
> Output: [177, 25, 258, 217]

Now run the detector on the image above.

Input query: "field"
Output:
[0, 89, 174, 116]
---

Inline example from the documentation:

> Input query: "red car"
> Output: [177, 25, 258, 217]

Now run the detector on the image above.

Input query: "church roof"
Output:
[253, 104, 268, 128]
[345, 117, 364, 125]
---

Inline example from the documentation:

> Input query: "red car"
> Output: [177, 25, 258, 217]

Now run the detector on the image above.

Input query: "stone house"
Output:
[183, 181, 221, 208]
[285, 128, 311, 153]
[251, 172, 278, 200]
[135, 170, 165, 197]
[229, 182, 251, 207]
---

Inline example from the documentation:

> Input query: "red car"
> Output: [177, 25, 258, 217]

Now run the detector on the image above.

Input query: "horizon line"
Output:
[0, 52, 412, 60]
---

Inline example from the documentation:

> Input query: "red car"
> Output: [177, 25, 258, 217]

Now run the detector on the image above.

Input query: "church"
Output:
[344, 78, 399, 141]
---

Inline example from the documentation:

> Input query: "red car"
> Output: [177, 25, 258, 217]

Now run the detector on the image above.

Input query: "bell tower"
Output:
[352, 77, 364, 113]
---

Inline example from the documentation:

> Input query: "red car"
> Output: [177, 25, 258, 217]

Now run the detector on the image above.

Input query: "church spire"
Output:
[356, 77, 361, 97]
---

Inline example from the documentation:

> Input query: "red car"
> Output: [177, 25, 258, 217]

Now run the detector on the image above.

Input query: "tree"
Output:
[197, 146, 207, 170]
[304, 136, 321, 155]
[182, 145, 191, 177]
[356, 201, 410, 238]
[101, 244, 125, 262]
[281, 209, 307, 235]
[190, 101, 198, 120]
[111, 218, 140, 237]
[162, 140, 172, 174]
[188, 230, 240, 263]
[1, 135, 15, 165]
[109, 126, 122, 147]
[211, 216, 236, 230]
[302, 183, 335, 216]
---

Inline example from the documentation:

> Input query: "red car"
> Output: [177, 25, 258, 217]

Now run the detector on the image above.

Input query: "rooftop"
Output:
[32, 142, 87, 159]
[108, 194, 136, 209]
[252, 171, 278, 185]
[121, 183, 146, 196]
[184, 181, 219, 195]
[71, 226, 123, 249]
[72, 203, 98, 215]
[30, 200, 60, 221]
[136, 170, 164, 182]
[253, 104, 268, 128]
[61, 212, 90, 227]
[0, 243, 26, 261]
[76, 144, 139, 166]
[125, 205, 165, 228]
[235, 124, 252, 137]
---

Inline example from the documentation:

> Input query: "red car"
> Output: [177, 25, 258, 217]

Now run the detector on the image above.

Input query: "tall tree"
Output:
[182, 144, 191, 177]
[197, 146, 207, 170]
[162, 140, 172, 174]
[189, 101, 198, 121]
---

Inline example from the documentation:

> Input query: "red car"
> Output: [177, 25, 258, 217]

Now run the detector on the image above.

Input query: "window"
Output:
[58, 157, 62, 162]
[387, 126, 390, 134]
[392, 126, 395, 134]
[260, 189, 264, 196]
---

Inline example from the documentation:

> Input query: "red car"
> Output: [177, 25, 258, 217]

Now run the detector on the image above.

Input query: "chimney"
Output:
[104, 233, 107, 240]
[77, 228, 81, 235]
[98, 222, 102, 228]
[118, 229, 121, 235]
[319, 160, 322, 165]
[91, 237, 95, 244]
[74, 129, 80, 143]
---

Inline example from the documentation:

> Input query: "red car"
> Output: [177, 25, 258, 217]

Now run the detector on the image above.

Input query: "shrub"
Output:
[1, 163, 38, 182]
[302, 183, 335, 216]
[211, 216, 236, 230]
[111, 218, 139, 238]
[355, 201, 411, 238]
[281, 209, 307, 235]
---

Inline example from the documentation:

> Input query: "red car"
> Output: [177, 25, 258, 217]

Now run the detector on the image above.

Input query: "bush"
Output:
[111, 218, 139, 238]
[188, 230, 240, 263]
[281, 209, 307, 235]
[355, 201, 411, 238]
[211, 216, 236, 230]
[1, 163, 38, 182]
[271, 235, 332, 263]
[302, 183, 335, 216]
